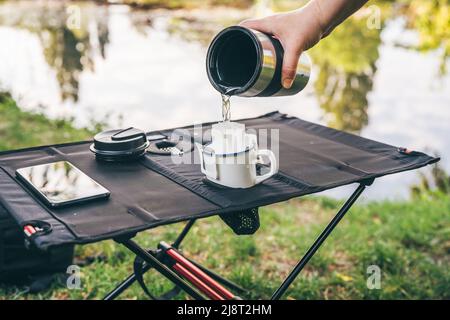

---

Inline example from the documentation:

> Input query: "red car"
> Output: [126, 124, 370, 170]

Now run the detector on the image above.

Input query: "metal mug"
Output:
[195, 122, 278, 189]
[206, 25, 311, 97]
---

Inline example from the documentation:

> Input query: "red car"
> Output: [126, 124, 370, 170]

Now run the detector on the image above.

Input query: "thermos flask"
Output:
[206, 26, 311, 97]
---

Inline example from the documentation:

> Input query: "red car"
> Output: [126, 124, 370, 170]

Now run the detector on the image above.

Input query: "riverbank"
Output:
[0, 92, 95, 151]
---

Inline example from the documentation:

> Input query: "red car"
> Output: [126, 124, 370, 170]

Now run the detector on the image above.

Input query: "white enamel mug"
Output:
[196, 133, 278, 188]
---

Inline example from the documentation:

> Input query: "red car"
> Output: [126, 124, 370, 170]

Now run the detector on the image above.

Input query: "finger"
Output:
[239, 18, 273, 34]
[281, 44, 302, 89]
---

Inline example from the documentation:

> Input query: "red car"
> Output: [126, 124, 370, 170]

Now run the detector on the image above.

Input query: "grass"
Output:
[0, 92, 449, 299]
[1, 194, 448, 300]
[0, 92, 94, 151]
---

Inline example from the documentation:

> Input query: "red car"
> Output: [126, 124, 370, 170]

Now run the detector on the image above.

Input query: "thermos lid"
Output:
[90, 127, 149, 161]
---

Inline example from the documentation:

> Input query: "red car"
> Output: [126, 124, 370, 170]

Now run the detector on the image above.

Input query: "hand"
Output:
[240, 2, 325, 89]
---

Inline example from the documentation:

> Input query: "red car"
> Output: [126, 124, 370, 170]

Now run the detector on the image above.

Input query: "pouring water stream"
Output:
[220, 87, 239, 122]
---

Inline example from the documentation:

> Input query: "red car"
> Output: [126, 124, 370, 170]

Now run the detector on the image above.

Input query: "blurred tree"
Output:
[411, 161, 450, 197]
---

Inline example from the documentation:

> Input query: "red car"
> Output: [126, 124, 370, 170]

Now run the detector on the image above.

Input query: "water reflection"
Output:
[310, 15, 381, 133]
[0, 1, 109, 102]
[400, 0, 450, 75]
[313, 62, 373, 132]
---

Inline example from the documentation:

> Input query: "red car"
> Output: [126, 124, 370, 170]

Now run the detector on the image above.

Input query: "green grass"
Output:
[1, 194, 448, 300]
[0, 92, 448, 299]
[0, 92, 94, 150]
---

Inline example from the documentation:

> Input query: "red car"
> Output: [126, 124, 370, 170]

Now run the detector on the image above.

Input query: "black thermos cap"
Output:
[90, 127, 149, 161]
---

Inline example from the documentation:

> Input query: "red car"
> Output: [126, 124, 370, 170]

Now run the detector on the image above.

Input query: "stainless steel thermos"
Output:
[206, 26, 311, 97]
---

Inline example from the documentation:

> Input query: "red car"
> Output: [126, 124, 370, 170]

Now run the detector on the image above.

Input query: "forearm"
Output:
[303, 0, 369, 37]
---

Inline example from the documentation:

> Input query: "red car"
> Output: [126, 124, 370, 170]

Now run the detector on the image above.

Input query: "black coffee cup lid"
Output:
[90, 127, 149, 161]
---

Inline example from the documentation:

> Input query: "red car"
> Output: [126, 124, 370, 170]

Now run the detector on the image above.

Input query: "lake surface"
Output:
[0, 1, 449, 200]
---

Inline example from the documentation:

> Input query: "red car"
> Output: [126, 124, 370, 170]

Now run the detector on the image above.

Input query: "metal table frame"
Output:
[104, 179, 372, 300]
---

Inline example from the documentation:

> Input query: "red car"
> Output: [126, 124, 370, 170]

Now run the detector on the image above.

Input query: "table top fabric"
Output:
[0, 112, 438, 250]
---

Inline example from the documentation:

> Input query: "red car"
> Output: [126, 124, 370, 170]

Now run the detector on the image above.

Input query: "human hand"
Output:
[240, 0, 368, 89]
[240, 2, 325, 89]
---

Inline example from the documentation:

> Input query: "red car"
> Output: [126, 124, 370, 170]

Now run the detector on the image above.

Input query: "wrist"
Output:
[305, 0, 328, 38]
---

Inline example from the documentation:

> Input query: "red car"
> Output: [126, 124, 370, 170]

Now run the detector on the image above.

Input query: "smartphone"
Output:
[16, 161, 110, 208]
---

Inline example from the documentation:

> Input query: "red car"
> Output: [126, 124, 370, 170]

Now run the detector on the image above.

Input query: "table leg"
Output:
[120, 238, 205, 300]
[103, 264, 151, 300]
[271, 183, 368, 300]
[103, 219, 196, 300]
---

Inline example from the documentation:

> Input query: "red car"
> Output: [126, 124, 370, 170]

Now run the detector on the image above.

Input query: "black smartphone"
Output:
[16, 161, 110, 208]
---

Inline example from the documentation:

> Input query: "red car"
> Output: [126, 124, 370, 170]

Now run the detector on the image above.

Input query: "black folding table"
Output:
[0, 111, 439, 300]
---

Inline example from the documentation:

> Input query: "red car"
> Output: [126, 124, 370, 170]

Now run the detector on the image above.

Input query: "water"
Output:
[221, 93, 232, 122]
[0, 1, 449, 200]
[220, 87, 239, 121]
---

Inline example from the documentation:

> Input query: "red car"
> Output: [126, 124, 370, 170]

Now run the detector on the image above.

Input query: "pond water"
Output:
[0, 1, 449, 200]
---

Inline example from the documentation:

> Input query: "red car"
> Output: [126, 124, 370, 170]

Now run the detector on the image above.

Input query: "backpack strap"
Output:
[133, 252, 181, 300]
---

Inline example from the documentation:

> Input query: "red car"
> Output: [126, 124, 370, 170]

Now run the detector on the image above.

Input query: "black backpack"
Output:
[0, 203, 74, 291]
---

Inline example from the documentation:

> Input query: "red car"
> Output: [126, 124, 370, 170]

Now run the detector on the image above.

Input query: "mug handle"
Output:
[195, 143, 218, 179]
[195, 143, 207, 175]
[254, 149, 278, 184]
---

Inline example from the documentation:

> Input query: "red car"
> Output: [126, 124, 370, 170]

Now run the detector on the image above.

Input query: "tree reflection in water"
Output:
[400, 0, 450, 75]
[309, 13, 381, 133]
[0, 2, 110, 102]
[0, 0, 447, 132]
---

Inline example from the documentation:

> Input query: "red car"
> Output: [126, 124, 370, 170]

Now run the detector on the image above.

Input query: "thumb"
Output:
[239, 18, 273, 34]
[281, 43, 302, 89]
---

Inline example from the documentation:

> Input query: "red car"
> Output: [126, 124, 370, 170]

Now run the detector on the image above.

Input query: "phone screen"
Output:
[16, 161, 110, 206]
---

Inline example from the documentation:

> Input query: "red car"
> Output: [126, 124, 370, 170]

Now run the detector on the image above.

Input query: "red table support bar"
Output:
[172, 263, 224, 300]
[165, 246, 235, 300]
